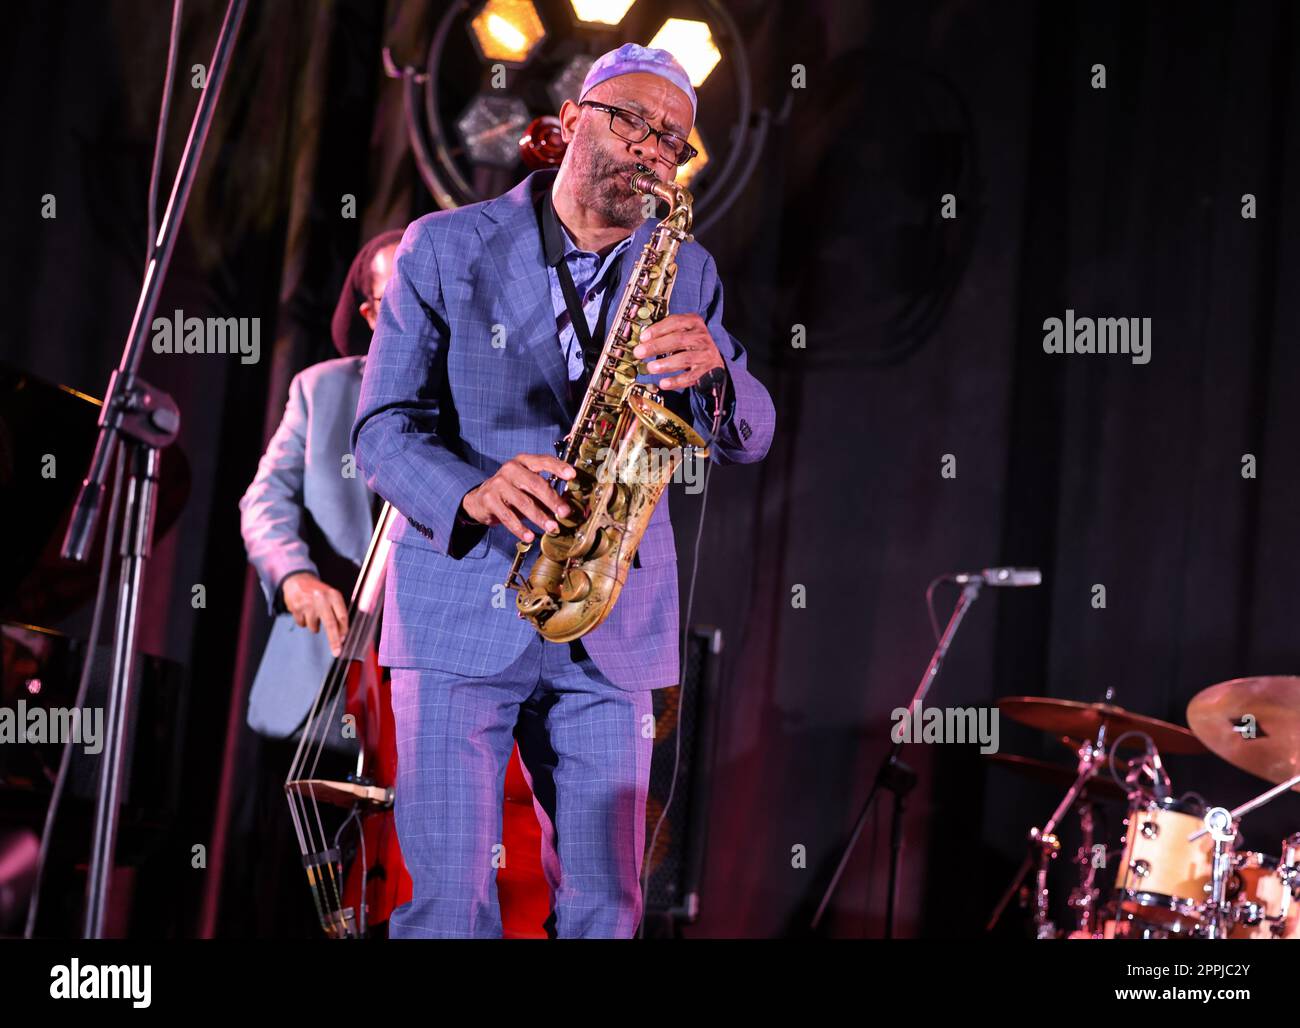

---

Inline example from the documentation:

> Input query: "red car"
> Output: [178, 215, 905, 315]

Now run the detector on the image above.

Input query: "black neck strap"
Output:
[554, 249, 621, 403]
[541, 184, 623, 392]
[555, 257, 599, 372]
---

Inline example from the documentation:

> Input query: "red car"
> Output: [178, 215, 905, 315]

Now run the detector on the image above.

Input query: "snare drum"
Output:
[1114, 796, 1213, 931]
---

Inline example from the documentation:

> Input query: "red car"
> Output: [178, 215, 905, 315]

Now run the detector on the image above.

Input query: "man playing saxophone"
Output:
[351, 43, 774, 938]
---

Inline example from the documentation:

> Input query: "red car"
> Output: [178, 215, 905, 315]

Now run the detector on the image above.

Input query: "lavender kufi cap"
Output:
[578, 43, 697, 122]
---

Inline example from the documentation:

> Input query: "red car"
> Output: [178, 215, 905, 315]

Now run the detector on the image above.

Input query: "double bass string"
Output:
[284, 502, 395, 937]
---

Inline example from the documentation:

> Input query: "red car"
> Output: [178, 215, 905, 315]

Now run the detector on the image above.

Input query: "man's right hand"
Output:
[281, 572, 349, 657]
[461, 454, 576, 543]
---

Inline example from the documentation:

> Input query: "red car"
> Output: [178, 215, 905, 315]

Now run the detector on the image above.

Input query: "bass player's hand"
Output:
[461, 454, 576, 543]
[281, 572, 349, 657]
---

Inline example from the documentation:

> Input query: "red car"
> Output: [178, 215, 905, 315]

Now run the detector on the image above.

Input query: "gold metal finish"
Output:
[505, 172, 708, 640]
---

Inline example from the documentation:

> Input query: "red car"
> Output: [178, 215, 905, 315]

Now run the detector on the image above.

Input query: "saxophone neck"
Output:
[631, 170, 693, 232]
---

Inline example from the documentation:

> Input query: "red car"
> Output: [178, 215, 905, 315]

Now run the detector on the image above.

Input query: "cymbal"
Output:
[998, 697, 1206, 755]
[1186, 676, 1300, 789]
[983, 752, 1126, 801]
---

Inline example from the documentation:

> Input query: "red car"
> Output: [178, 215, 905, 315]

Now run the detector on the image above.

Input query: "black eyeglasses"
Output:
[579, 100, 698, 167]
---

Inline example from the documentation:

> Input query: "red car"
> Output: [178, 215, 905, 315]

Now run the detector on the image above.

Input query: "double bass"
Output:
[284, 503, 549, 937]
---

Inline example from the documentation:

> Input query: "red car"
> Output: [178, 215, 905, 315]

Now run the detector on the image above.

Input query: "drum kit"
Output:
[987, 676, 1300, 940]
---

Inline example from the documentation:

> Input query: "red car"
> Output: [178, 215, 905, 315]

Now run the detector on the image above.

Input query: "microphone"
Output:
[696, 366, 727, 394]
[950, 567, 1042, 587]
[1148, 746, 1171, 801]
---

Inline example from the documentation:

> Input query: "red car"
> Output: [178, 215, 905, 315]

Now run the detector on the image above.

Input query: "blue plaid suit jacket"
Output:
[352, 168, 774, 690]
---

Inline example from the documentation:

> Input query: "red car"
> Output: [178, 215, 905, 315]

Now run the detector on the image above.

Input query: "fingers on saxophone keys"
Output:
[515, 478, 569, 528]
[505, 487, 561, 538]
[518, 454, 575, 481]
[486, 497, 532, 543]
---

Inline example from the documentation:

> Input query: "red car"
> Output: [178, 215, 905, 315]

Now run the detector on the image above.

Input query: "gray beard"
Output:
[575, 146, 643, 228]
[580, 183, 641, 228]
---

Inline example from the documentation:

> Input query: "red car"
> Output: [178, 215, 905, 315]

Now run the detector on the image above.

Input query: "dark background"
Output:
[2, 0, 1298, 938]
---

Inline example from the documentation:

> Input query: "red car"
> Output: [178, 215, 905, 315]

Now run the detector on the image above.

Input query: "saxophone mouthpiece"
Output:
[630, 165, 692, 218]
[631, 165, 670, 202]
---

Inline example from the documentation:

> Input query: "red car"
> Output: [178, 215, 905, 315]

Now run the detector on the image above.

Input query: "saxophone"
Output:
[504, 169, 708, 642]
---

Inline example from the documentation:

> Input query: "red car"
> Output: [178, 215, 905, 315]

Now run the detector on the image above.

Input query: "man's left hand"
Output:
[633, 314, 724, 391]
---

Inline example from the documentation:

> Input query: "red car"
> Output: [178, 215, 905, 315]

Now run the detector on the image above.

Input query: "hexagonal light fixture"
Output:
[457, 94, 533, 167]
[468, 0, 547, 66]
[647, 18, 721, 87]
[569, 0, 637, 25]
[548, 53, 596, 111]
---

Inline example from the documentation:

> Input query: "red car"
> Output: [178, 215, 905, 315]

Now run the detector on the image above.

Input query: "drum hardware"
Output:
[987, 690, 1186, 937]
[981, 752, 1124, 935]
[987, 723, 1115, 936]
[1199, 807, 1239, 939]
[1028, 825, 1061, 939]
[988, 679, 1300, 940]
[1186, 773, 1300, 843]
[1060, 805, 1102, 940]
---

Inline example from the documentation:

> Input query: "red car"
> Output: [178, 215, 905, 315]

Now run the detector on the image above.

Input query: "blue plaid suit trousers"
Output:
[388, 633, 654, 938]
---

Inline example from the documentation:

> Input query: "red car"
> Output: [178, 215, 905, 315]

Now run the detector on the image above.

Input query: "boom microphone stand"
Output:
[60, 0, 248, 938]
[811, 567, 1040, 936]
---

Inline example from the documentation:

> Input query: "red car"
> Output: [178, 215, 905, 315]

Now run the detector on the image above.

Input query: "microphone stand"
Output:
[60, 0, 248, 939]
[812, 578, 985, 936]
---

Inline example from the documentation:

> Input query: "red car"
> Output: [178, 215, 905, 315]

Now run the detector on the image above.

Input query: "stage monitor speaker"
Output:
[642, 624, 723, 925]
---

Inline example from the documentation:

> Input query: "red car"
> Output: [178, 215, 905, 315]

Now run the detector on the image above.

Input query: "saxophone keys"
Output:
[559, 569, 592, 603]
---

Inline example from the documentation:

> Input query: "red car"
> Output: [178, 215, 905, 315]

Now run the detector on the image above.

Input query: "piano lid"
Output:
[0, 361, 191, 625]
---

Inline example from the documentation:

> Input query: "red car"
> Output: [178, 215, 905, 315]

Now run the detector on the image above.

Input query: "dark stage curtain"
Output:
[4, 0, 1299, 939]
[709, 0, 1300, 939]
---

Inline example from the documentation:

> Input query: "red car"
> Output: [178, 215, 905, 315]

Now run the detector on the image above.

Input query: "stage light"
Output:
[403, 0, 760, 231]
[458, 94, 533, 167]
[569, 0, 637, 25]
[676, 126, 708, 187]
[647, 18, 721, 87]
[468, 0, 547, 66]
[549, 53, 596, 110]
